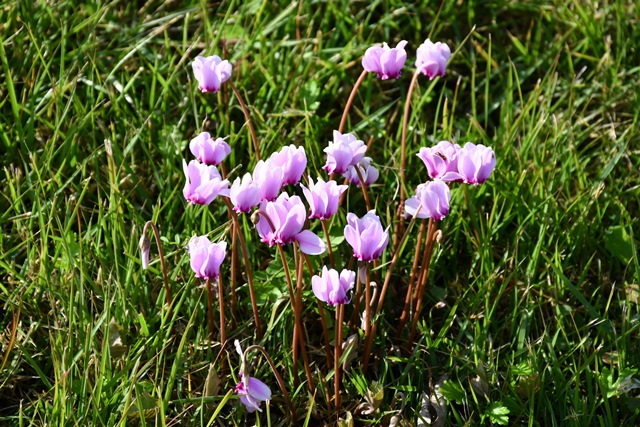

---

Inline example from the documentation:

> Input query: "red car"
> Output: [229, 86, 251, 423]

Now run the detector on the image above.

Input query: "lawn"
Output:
[1, 1, 639, 425]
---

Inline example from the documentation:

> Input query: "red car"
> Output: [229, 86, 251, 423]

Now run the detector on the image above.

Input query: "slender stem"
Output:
[362, 262, 372, 370]
[354, 166, 372, 213]
[245, 345, 297, 425]
[224, 200, 263, 339]
[218, 275, 226, 346]
[362, 207, 421, 370]
[317, 301, 333, 369]
[293, 243, 316, 395]
[463, 185, 481, 247]
[334, 303, 344, 415]
[348, 261, 363, 330]
[143, 221, 172, 308]
[408, 220, 439, 346]
[230, 220, 238, 327]
[339, 69, 368, 133]
[321, 219, 335, 268]
[399, 71, 421, 207]
[206, 278, 215, 342]
[397, 219, 427, 335]
[276, 243, 299, 385]
[228, 80, 261, 161]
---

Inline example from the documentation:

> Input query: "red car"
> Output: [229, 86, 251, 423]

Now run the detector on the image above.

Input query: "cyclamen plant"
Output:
[139, 35, 496, 423]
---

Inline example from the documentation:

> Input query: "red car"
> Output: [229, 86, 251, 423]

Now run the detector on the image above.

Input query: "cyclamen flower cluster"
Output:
[363, 38, 451, 80]
[323, 131, 380, 187]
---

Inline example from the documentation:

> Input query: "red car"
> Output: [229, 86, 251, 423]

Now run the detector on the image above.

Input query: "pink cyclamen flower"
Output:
[417, 140, 462, 181]
[183, 159, 230, 205]
[255, 193, 326, 255]
[269, 145, 307, 185]
[344, 211, 389, 262]
[312, 266, 356, 306]
[323, 131, 367, 175]
[192, 55, 232, 93]
[300, 177, 348, 220]
[343, 156, 380, 187]
[189, 132, 231, 166]
[415, 39, 451, 80]
[404, 180, 451, 221]
[456, 142, 496, 184]
[362, 40, 408, 80]
[230, 173, 260, 213]
[234, 340, 271, 413]
[188, 236, 226, 280]
[253, 160, 283, 202]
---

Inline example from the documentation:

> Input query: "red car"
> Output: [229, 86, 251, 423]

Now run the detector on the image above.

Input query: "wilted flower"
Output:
[343, 157, 379, 187]
[255, 193, 326, 255]
[269, 145, 307, 185]
[300, 177, 348, 220]
[323, 131, 367, 175]
[189, 132, 231, 166]
[188, 236, 226, 280]
[456, 142, 496, 184]
[182, 159, 230, 205]
[362, 40, 408, 80]
[415, 39, 451, 80]
[192, 55, 232, 93]
[139, 232, 151, 270]
[417, 141, 462, 181]
[234, 340, 271, 413]
[230, 173, 261, 213]
[404, 180, 451, 221]
[253, 160, 283, 202]
[344, 211, 389, 262]
[312, 266, 356, 306]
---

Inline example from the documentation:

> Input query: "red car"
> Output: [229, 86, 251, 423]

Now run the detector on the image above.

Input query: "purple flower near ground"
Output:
[182, 159, 230, 205]
[343, 157, 379, 187]
[189, 132, 231, 166]
[455, 142, 496, 184]
[312, 266, 356, 306]
[233, 340, 271, 413]
[362, 40, 408, 80]
[415, 39, 451, 80]
[253, 160, 283, 202]
[404, 180, 451, 221]
[230, 173, 261, 213]
[187, 236, 226, 280]
[269, 145, 307, 185]
[417, 141, 462, 181]
[300, 177, 347, 220]
[344, 211, 389, 262]
[192, 55, 232, 93]
[255, 193, 326, 255]
[323, 131, 367, 175]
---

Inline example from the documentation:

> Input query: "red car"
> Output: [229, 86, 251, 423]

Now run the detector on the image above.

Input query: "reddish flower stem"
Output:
[142, 221, 172, 308]
[399, 71, 421, 207]
[321, 219, 335, 269]
[206, 278, 215, 342]
[218, 275, 226, 347]
[397, 219, 427, 335]
[334, 303, 344, 415]
[228, 80, 261, 161]
[339, 69, 369, 133]
[362, 262, 372, 369]
[354, 166, 372, 213]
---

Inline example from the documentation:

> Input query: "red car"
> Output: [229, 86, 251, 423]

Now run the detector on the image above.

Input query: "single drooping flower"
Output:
[404, 180, 451, 221]
[192, 55, 232, 93]
[189, 132, 231, 166]
[344, 211, 389, 262]
[255, 192, 326, 255]
[362, 40, 408, 80]
[300, 177, 348, 220]
[417, 140, 462, 181]
[323, 131, 367, 175]
[253, 160, 283, 202]
[456, 142, 496, 184]
[230, 173, 261, 213]
[269, 145, 307, 185]
[342, 156, 380, 187]
[234, 340, 271, 413]
[415, 39, 451, 80]
[312, 266, 356, 306]
[188, 236, 226, 280]
[182, 159, 230, 205]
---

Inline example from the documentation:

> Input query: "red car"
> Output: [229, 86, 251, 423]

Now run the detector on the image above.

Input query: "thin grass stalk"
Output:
[225, 200, 263, 339]
[339, 69, 368, 133]
[228, 80, 261, 161]
[142, 221, 172, 308]
[245, 345, 297, 425]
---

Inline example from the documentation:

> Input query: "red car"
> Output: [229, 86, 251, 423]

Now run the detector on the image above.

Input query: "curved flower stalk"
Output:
[255, 193, 326, 255]
[189, 132, 231, 166]
[362, 40, 408, 80]
[192, 55, 232, 93]
[182, 159, 230, 205]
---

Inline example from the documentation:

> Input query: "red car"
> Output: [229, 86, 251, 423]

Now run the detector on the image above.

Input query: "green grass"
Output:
[1, 0, 639, 425]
